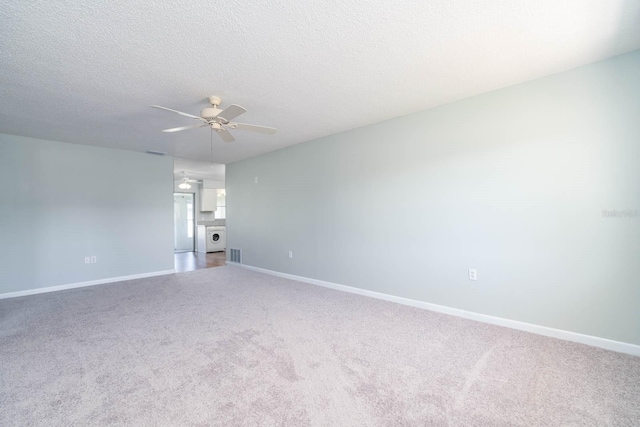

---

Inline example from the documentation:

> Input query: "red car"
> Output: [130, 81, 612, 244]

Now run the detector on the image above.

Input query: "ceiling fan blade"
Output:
[216, 128, 236, 143]
[151, 105, 207, 122]
[230, 122, 277, 134]
[161, 124, 208, 133]
[216, 104, 246, 122]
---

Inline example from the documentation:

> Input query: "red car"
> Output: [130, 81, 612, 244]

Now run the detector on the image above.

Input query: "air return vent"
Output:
[229, 248, 242, 264]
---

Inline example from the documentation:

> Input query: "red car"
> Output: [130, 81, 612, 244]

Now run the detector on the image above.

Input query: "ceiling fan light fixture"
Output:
[178, 174, 192, 189]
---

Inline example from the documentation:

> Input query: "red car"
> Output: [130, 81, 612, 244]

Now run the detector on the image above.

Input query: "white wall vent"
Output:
[229, 248, 242, 264]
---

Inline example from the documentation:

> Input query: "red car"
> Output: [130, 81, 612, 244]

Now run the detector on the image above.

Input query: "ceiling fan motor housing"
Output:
[201, 107, 223, 119]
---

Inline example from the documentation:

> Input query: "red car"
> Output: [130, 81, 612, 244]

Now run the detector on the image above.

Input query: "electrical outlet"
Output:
[84, 257, 90, 264]
[254, 176, 259, 184]
[91, 256, 97, 264]
[288, 251, 293, 259]
[469, 268, 477, 281]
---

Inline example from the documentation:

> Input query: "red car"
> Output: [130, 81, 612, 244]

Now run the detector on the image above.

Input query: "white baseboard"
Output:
[0, 269, 176, 300]
[228, 262, 640, 357]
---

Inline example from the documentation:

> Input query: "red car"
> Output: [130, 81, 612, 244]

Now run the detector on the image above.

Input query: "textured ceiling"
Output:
[173, 158, 225, 183]
[1, 1, 640, 172]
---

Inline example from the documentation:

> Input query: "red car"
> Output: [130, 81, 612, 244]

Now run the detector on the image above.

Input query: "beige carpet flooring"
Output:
[1, 265, 639, 426]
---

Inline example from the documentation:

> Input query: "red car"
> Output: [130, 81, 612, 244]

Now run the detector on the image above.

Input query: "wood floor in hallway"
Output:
[174, 251, 226, 273]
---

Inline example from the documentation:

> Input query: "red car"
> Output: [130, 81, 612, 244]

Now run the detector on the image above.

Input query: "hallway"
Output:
[174, 251, 226, 273]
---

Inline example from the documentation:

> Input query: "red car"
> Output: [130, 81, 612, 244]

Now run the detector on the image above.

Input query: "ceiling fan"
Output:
[151, 96, 277, 143]
[177, 171, 201, 189]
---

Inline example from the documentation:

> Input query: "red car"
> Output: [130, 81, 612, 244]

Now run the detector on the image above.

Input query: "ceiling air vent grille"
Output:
[229, 248, 242, 264]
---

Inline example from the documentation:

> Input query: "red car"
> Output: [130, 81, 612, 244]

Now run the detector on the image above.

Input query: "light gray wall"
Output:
[0, 134, 174, 294]
[227, 51, 640, 345]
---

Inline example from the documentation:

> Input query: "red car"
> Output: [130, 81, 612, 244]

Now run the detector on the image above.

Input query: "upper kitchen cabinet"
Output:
[200, 189, 217, 212]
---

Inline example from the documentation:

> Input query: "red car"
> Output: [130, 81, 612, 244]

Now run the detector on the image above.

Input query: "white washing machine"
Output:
[205, 226, 226, 252]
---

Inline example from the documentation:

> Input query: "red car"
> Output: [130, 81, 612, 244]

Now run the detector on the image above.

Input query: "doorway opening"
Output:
[174, 192, 194, 253]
